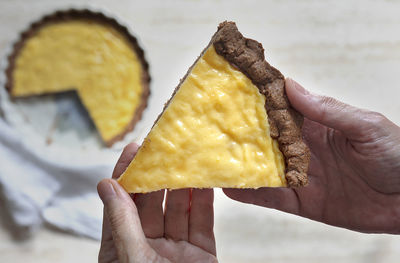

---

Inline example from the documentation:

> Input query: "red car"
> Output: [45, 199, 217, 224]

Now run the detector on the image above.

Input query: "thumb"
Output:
[285, 78, 372, 138]
[97, 179, 150, 262]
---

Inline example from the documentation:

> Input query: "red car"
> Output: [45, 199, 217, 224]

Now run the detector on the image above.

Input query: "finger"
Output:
[98, 179, 150, 261]
[101, 142, 139, 256]
[285, 78, 372, 139]
[189, 189, 216, 255]
[112, 143, 139, 179]
[223, 187, 301, 215]
[164, 189, 191, 241]
[99, 210, 118, 263]
[134, 190, 165, 238]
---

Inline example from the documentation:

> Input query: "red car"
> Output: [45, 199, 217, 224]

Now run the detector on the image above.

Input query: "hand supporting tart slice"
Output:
[5, 10, 150, 146]
[118, 22, 310, 193]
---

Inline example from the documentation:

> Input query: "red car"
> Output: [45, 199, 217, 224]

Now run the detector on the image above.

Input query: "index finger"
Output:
[189, 189, 216, 255]
[112, 143, 139, 179]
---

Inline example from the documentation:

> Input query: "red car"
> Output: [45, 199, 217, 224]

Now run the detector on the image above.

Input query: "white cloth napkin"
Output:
[0, 117, 114, 240]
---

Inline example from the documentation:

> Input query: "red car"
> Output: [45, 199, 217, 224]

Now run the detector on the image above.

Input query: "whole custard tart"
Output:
[5, 9, 150, 146]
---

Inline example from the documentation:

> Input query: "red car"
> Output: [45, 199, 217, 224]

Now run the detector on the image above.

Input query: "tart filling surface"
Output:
[118, 21, 310, 193]
[118, 46, 286, 193]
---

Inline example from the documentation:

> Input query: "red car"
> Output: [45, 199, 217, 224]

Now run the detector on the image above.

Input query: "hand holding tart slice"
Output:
[118, 22, 309, 193]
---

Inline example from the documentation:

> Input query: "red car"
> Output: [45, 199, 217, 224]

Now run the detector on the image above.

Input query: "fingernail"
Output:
[98, 179, 116, 203]
[287, 78, 308, 95]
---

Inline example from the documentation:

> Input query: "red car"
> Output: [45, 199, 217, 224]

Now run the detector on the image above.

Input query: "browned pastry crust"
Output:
[213, 21, 309, 187]
[4, 9, 151, 147]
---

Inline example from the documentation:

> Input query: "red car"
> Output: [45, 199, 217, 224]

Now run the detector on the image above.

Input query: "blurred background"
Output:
[1, 0, 400, 262]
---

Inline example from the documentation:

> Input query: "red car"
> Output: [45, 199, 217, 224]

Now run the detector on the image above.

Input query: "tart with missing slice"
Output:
[5, 9, 150, 146]
[118, 21, 310, 193]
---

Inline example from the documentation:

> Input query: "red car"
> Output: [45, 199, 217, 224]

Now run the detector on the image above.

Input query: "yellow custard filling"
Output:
[12, 20, 143, 142]
[118, 46, 286, 193]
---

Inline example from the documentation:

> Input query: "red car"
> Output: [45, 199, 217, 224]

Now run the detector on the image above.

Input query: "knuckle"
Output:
[318, 95, 342, 120]
[320, 95, 337, 108]
[356, 111, 389, 139]
[107, 209, 130, 230]
[368, 111, 387, 125]
[320, 96, 345, 113]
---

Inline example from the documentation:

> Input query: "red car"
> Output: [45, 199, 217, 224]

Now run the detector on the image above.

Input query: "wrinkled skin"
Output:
[225, 79, 400, 234]
[97, 77, 400, 262]
[98, 144, 217, 263]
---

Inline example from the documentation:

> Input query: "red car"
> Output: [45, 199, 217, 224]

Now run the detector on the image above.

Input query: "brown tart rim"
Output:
[213, 21, 309, 187]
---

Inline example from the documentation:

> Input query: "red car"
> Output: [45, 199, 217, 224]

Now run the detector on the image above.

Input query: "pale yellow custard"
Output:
[12, 20, 144, 142]
[118, 46, 286, 193]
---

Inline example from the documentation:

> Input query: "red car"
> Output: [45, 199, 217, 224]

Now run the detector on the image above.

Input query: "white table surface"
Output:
[1, 0, 400, 262]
